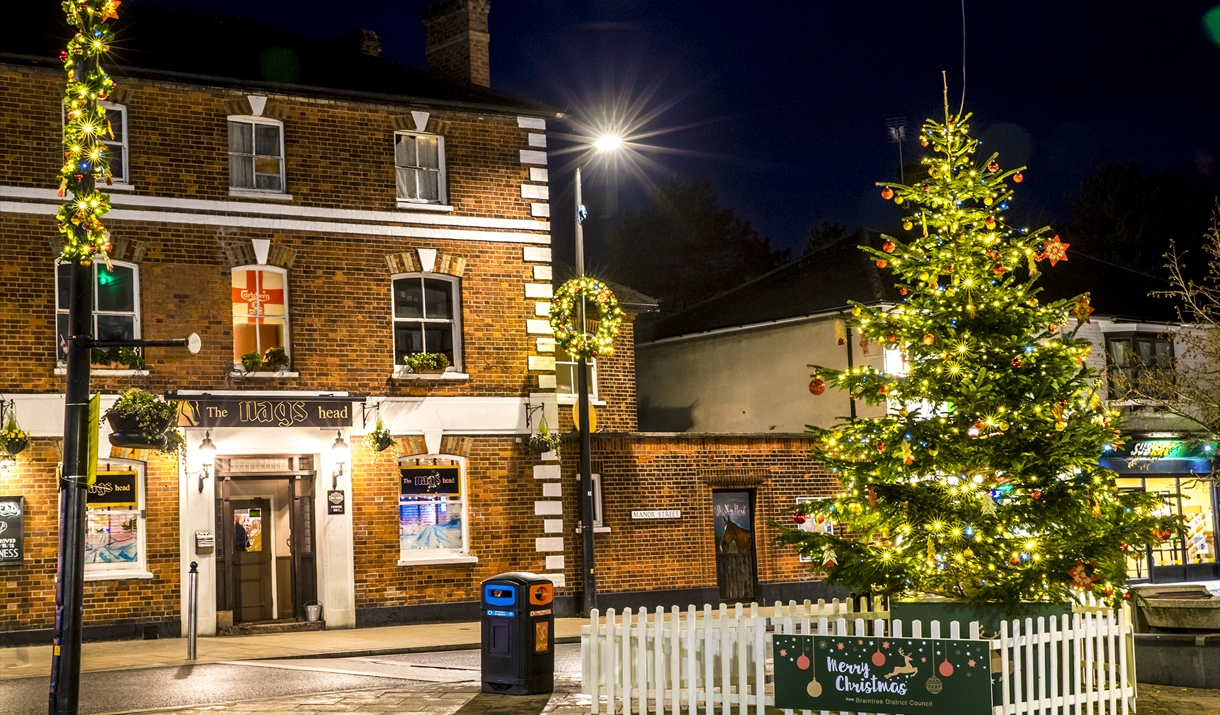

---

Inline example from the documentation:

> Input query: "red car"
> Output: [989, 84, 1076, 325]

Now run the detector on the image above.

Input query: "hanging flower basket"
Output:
[1, 411, 29, 456]
[105, 388, 180, 453]
[528, 418, 561, 455]
[364, 418, 396, 454]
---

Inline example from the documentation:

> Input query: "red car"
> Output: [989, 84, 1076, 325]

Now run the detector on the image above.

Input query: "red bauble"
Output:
[900, 288, 908, 295]
[882, 240, 895, 253]
[59, 50, 69, 62]
[985, 217, 996, 228]
[876, 442, 886, 452]
[920, 138, 929, 147]
[887, 333, 898, 343]
[808, 378, 826, 396]
[1032, 489, 1043, 500]
[1009, 556, 1020, 565]
[793, 513, 807, 525]
[1049, 323, 1059, 332]
[1124, 592, 1131, 601]
[992, 264, 1005, 276]
[876, 259, 888, 269]
[879, 385, 889, 395]
[881, 187, 894, 200]
[921, 333, 935, 345]
[1011, 357, 1022, 368]
[988, 162, 999, 172]
[1013, 172, 1024, 183]
[1104, 587, 1114, 597]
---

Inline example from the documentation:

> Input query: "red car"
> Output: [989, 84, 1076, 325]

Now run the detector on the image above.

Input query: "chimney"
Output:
[422, 0, 491, 87]
[338, 29, 382, 58]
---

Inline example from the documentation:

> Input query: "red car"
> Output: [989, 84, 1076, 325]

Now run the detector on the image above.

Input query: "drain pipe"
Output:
[187, 561, 198, 661]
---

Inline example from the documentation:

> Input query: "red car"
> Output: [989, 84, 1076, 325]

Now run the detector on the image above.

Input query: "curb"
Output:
[252, 635, 583, 662]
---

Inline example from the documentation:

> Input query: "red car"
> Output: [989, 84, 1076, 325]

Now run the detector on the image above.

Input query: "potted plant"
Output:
[364, 418, 395, 454]
[528, 418, 561, 455]
[404, 352, 451, 375]
[241, 351, 263, 373]
[263, 346, 289, 372]
[0, 411, 29, 457]
[105, 388, 179, 452]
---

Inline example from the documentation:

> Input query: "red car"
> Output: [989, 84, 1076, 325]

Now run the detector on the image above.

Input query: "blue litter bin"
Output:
[481, 572, 554, 694]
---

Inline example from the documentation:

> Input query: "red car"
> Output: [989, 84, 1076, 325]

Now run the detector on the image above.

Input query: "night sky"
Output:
[127, 0, 1220, 261]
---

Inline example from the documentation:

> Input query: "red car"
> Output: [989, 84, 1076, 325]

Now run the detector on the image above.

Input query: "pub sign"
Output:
[0, 496, 24, 565]
[400, 465, 461, 497]
[176, 395, 354, 428]
[87, 471, 139, 508]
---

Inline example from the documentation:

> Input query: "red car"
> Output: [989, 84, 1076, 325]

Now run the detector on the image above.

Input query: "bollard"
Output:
[187, 561, 198, 661]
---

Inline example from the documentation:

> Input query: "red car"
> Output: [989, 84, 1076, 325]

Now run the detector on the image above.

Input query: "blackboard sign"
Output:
[0, 496, 24, 566]
[400, 465, 461, 497]
[176, 395, 354, 428]
[87, 471, 138, 508]
[773, 634, 992, 715]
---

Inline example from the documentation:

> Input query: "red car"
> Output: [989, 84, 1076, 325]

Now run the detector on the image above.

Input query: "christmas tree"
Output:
[780, 104, 1178, 608]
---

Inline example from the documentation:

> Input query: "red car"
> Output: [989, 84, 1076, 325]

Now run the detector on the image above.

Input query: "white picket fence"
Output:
[580, 600, 1136, 715]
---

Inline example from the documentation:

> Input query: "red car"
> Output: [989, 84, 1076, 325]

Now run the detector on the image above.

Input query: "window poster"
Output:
[713, 491, 753, 554]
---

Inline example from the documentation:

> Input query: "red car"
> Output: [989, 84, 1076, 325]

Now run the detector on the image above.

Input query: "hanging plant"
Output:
[364, 418, 396, 454]
[528, 418, 561, 455]
[549, 277, 624, 360]
[105, 388, 179, 453]
[405, 352, 451, 374]
[1, 411, 29, 457]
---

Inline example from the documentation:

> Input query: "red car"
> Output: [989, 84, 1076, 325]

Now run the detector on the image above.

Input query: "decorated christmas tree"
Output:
[779, 104, 1178, 608]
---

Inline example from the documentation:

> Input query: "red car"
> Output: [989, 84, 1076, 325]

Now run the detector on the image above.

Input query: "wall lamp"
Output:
[196, 431, 216, 493]
[331, 431, 350, 490]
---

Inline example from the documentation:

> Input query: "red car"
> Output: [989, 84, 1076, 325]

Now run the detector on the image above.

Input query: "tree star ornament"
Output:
[1041, 235, 1069, 266]
[549, 277, 624, 360]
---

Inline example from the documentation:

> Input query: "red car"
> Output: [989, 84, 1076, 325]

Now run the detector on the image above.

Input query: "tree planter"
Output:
[107, 412, 173, 450]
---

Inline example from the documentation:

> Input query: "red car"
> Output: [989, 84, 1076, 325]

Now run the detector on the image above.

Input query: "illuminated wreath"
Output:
[549, 277, 624, 360]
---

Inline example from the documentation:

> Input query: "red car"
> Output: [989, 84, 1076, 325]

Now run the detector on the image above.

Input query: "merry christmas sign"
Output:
[773, 634, 992, 715]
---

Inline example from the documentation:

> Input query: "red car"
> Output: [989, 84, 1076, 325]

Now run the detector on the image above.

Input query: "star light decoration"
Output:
[1039, 236, 1069, 267]
[57, 0, 123, 265]
[549, 277, 624, 360]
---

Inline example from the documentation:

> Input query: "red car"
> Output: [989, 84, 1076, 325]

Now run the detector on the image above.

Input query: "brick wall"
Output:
[557, 316, 639, 434]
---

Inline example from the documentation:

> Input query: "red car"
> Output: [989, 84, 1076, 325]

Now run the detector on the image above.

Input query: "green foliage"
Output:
[364, 418, 395, 454]
[404, 352, 450, 372]
[528, 418, 561, 454]
[776, 111, 1180, 608]
[263, 346, 289, 370]
[605, 176, 788, 313]
[105, 388, 179, 454]
[91, 347, 144, 370]
[241, 352, 263, 372]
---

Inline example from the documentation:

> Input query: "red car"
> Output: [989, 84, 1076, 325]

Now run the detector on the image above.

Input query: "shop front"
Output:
[1101, 436, 1220, 583]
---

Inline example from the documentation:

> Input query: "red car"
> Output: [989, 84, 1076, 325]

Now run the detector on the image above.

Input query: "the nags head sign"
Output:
[177, 396, 354, 428]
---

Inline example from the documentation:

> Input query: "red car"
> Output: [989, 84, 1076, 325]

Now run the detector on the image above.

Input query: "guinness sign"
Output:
[175, 394, 355, 428]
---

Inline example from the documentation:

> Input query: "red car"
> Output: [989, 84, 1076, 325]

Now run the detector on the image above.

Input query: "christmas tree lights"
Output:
[550, 277, 624, 359]
[57, 0, 121, 264]
[779, 107, 1179, 608]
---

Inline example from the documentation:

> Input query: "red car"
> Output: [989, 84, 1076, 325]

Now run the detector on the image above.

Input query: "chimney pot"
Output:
[423, 0, 491, 87]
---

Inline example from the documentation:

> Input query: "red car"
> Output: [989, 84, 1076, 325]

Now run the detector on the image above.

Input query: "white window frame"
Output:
[396, 455, 477, 566]
[554, 346, 600, 404]
[391, 273, 463, 372]
[394, 130, 447, 206]
[83, 458, 152, 581]
[55, 260, 142, 365]
[227, 115, 287, 196]
[99, 101, 129, 186]
[230, 264, 291, 366]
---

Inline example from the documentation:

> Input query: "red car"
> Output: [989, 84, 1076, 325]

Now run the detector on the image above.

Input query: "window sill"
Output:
[557, 394, 607, 407]
[84, 570, 154, 582]
[229, 369, 300, 379]
[392, 371, 470, 381]
[55, 367, 149, 377]
[395, 200, 455, 212]
[229, 189, 294, 202]
[398, 554, 479, 566]
[105, 183, 135, 192]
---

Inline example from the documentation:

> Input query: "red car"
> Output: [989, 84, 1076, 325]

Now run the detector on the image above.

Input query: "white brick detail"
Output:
[545, 555, 565, 570]
[543, 519, 564, 532]
[533, 265, 553, 280]
[523, 247, 552, 263]
[541, 573, 566, 588]
[521, 184, 550, 200]
[528, 133, 547, 148]
[531, 203, 550, 218]
[534, 464, 561, 480]
[536, 338, 556, 353]
[534, 302, 551, 317]
[542, 482, 562, 498]
[526, 319, 553, 335]
[535, 501, 563, 516]
[518, 116, 547, 130]
[520, 149, 547, 165]
[530, 168, 549, 182]
[535, 537, 565, 552]
[528, 356, 556, 372]
[525, 283, 553, 299]
[538, 374, 557, 389]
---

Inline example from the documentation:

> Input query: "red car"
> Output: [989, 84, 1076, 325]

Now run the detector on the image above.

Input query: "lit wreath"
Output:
[549, 277, 624, 360]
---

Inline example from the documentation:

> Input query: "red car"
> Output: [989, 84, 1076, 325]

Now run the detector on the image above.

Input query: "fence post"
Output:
[704, 604, 714, 715]
[638, 606, 648, 715]
[751, 603, 764, 715]
[624, 608, 634, 715]
[687, 605, 697, 715]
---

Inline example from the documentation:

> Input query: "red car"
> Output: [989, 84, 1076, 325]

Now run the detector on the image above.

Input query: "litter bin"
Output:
[481, 572, 554, 694]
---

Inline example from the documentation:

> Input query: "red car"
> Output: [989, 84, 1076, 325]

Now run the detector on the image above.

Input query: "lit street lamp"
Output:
[575, 134, 621, 615]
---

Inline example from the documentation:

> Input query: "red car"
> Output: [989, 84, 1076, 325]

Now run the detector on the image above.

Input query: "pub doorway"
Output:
[713, 490, 757, 602]
[215, 456, 318, 625]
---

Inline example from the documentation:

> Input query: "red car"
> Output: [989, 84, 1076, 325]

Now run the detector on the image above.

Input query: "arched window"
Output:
[391, 273, 462, 370]
[231, 265, 290, 365]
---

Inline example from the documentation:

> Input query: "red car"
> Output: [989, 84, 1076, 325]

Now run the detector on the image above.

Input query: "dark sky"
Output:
[128, 0, 1220, 262]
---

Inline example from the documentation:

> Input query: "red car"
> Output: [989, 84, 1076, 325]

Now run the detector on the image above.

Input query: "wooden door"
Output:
[231, 497, 274, 622]
[713, 490, 756, 602]
[288, 475, 317, 620]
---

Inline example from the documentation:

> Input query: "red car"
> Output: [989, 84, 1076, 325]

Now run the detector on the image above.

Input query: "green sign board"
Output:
[773, 634, 992, 715]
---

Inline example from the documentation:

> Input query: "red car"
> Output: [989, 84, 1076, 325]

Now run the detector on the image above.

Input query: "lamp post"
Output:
[575, 134, 621, 616]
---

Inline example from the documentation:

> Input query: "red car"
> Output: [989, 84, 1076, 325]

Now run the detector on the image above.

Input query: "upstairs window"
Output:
[56, 261, 140, 363]
[555, 346, 597, 401]
[232, 266, 289, 365]
[1107, 334, 1174, 399]
[228, 117, 285, 193]
[100, 103, 128, 184]
[392, 274, 461, 369]
[395, 132, 446, 204]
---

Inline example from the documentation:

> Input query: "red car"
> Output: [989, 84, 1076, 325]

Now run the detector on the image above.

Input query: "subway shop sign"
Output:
[1101, 439, 1216, 474]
